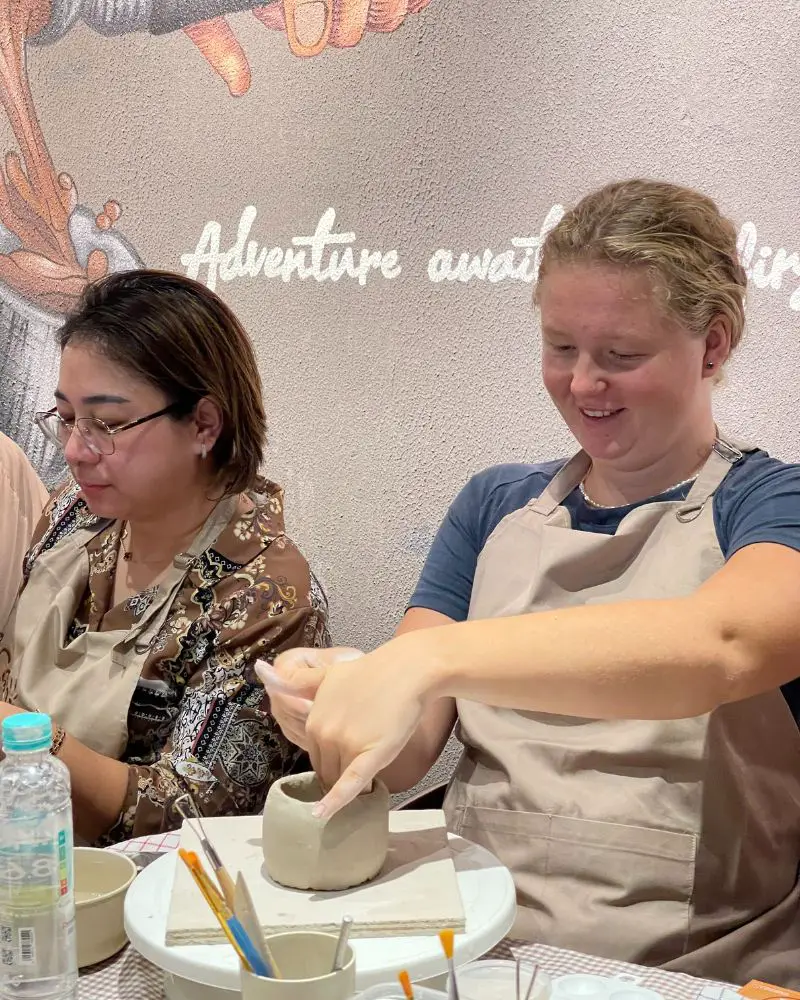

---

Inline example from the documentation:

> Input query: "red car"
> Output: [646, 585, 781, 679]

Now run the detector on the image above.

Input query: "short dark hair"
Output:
[59, 269, 266, 495]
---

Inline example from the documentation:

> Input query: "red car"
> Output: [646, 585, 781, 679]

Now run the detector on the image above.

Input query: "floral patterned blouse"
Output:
[22, 478, 330, 844]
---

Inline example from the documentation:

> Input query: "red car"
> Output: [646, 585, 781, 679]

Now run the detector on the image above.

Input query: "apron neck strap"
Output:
[532, 452, 591, 516]
[531, 429, 748, 519]
[676, 430, 746, 519]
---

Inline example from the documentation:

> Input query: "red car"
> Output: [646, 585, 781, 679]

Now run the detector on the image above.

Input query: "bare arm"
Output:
[378, 608, 457, 793]
[56, 737, 129, 844]
[0, 705, 130, 845]
[303, 543, 800, 816]
[407, 543, 800, 717]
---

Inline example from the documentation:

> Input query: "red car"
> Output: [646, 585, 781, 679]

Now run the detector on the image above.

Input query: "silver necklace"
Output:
[579, 471, 698, 509]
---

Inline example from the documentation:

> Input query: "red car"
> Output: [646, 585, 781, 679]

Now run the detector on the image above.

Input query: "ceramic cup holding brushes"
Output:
[240, 930, 355, 1000]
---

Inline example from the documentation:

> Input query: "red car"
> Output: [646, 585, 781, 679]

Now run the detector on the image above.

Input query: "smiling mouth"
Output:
[579, 407, 625, 420]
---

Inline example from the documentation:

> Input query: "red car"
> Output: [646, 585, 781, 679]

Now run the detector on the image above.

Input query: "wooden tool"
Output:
[233, 871, 281, 978]
[174, 792, 237, 911]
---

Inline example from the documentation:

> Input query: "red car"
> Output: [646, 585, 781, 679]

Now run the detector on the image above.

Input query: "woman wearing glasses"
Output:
[0, 269, 330, 845]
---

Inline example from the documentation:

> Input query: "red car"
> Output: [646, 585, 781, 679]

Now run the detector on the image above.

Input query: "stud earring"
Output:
[705, 361, 714, 369]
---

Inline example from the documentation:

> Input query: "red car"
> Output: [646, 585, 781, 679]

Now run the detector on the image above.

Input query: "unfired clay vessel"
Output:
[262, 772, 389, 891]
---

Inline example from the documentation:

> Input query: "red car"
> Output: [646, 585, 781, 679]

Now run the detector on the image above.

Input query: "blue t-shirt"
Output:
[410, 449, 800, 719]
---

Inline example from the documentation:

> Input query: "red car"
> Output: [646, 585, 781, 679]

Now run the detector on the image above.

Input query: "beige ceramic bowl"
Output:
[74, 848, 138, 968]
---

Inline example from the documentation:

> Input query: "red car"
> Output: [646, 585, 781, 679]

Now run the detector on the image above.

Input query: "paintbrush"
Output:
[398, 969, 415, 999]
[174, 792, 237, 911]
[438, 928, 460, 1000]
[233, 871, 281, 978]
[331, 914, 353, 972]
[178, 849, 270, 978]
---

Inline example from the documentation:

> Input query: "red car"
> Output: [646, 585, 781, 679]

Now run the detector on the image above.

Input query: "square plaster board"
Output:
[166, 810, 466, 944]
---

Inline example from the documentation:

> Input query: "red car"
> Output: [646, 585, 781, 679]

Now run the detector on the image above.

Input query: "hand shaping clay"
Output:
[262, 772, 390, 891]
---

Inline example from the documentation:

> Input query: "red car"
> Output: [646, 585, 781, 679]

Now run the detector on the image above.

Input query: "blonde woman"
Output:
[263, 180, 800, 985]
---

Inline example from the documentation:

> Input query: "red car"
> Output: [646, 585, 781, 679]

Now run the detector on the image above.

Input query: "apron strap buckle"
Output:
[712, 438, 744, 464]
[676, 501, 707, 523]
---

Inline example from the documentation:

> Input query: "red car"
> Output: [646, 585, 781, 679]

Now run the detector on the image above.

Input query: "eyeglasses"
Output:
[34, 403, 181, 457]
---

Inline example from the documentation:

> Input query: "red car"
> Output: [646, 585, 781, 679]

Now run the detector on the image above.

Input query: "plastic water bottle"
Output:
[0, 714, 77, 1000]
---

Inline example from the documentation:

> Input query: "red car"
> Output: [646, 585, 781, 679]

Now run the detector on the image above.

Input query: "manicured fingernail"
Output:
[312, 802, 328, 819]
[258, 666, 290, 691]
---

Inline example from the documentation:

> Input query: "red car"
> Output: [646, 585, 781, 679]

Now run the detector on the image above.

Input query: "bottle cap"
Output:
[2, 712, 53, 752]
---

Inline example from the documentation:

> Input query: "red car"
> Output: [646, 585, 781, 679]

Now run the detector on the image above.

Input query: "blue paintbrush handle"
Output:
[228, 915, 272, 978]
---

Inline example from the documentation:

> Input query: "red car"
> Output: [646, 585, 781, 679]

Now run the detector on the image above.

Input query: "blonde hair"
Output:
[535, 179, 747, 353]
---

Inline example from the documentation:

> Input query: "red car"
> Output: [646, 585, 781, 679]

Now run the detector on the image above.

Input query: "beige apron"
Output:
[0, 495, 238, 760]
[444, 433, 800, 985]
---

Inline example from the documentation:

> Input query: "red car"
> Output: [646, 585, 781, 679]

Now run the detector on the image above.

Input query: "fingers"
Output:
[282, 0, 333, 56]
[0, 250, 87, 313]
[251, 4, 285, 30]
[308, 736, 340, 795]
[254, 0, 431, 55]
[366, 0, 407, 32]
[256, 657, 320, 700]
[257, 646, 364, 699]
[57, 171, 78, 216]
[183, 18, 252, 96]
[272, 693, 313, 748]
[311, 749, 386, 819]
[329, 0, 368, 47]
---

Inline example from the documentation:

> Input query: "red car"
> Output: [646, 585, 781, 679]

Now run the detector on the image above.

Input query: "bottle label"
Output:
[57, 830, 68, 898]
[0, 819, 75, 976]
[0, 926, 37, 967]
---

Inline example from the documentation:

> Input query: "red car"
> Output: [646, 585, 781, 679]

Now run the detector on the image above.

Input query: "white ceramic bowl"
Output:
[74, 848, 137, 968]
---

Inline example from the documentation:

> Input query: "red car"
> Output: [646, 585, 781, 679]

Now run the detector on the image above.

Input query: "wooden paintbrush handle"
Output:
[216, 867, 237, 911]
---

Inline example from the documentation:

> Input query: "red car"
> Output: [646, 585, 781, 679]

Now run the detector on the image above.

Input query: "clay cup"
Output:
[262, 772, 389, 891]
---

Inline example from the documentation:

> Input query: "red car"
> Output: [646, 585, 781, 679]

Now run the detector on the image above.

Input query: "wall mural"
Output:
[0, 0, 433, 482]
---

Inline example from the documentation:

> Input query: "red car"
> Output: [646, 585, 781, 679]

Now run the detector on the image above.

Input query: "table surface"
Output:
[78, 832, 744, 1000]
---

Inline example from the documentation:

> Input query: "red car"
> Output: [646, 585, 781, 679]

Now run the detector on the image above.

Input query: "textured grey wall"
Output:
[4, 0, 800, 793]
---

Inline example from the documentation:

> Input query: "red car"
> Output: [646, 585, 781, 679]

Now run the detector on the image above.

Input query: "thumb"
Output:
[255, 647, 324, 699]
[256, 646, 365, 699]
[311, 748, 387, 820]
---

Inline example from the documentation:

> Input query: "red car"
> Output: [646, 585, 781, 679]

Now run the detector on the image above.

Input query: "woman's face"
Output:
[539, 263, 721, 472]
[56, 343, 206, 522]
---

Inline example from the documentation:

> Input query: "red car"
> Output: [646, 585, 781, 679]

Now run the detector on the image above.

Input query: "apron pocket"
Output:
[455, 805, 696, 964]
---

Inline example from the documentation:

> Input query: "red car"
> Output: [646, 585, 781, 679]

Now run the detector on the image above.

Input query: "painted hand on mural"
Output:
[0, 0, 438, 315]
[0, 0, 435, 476]
[0, 0, 130, 313]
[185, 0, 434, 96]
